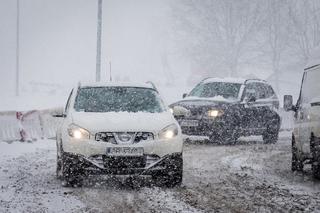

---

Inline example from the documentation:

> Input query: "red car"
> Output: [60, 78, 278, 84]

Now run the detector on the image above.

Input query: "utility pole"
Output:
[16, 0, 20, 96]
[96, 0, 102, 82]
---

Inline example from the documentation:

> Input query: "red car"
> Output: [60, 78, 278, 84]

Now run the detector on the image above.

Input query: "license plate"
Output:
[180, 120, 199, 127]
[106, 147, 144, 156]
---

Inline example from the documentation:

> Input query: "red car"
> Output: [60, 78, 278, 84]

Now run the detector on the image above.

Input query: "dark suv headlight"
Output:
[207, 109, 224, 118]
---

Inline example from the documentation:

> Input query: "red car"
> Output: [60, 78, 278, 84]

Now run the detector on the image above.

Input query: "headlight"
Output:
[67, 124, 90, 139]
[159, 124, 179, 140]
[169, 108, 174, 114]
[207, 109, 223, 118]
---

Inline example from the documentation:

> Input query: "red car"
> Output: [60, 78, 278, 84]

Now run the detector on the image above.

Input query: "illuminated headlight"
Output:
[67, 124, 90, 139]
[159, 124, 179, 140]
[169, 108, 174, 114]
[207, 109, 223, 118]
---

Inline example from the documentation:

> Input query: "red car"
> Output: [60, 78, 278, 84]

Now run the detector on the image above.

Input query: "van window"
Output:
[301, 69, 320, 104]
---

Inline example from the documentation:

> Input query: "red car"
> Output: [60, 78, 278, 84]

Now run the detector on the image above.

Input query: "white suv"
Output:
[284, 64, 320, 178]
[54, 82, 183, 187]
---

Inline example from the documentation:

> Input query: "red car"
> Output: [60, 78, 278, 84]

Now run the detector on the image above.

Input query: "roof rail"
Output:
[145, 81, 158, 91]
[200, 77, 213, 83]
[244, 79, 267, 84]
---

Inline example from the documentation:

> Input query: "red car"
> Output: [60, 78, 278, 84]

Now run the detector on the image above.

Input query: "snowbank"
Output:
[0, 139, 54, 159]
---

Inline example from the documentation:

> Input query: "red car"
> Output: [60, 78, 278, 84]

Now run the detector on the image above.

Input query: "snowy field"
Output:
[1, 132, 320, 212]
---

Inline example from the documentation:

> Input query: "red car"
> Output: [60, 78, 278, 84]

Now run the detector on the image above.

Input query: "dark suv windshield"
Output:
[74, 87, 165, 113]
[189, 82, 241, 100]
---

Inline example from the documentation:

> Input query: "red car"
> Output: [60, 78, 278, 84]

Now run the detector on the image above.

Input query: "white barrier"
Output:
[279, 109, 294, 131]
[0, 108, 63, 142]
[0, 107, 294, 142]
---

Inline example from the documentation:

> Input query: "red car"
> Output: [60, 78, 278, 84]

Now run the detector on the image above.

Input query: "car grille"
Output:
[88, 154, 160, 169]
[95, 132, 154, 144]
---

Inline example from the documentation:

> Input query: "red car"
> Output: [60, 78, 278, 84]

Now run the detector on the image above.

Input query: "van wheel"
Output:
[292, 135, 303, 172]
[311, 134, 320, 179]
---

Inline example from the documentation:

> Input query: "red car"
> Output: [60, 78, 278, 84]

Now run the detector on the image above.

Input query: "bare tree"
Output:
[172, 0, 264, 79]
[288, 0, 320, 63]
[263, 0, 290, 93]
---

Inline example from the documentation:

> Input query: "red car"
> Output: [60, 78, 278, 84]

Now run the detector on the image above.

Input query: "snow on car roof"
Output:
[305, 46, 320, 70]
[202, 77, 270, 85]
[202, 77, 247, 84]
[79, 81, 155, 89]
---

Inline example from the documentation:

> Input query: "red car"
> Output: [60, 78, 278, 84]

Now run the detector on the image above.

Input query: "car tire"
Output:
[263, 121, 279, 144]
[310, 134, 320, 179]
[153, 154, 183, 187]
[58, 143, 84, 187]
[292, 135, 303, 172]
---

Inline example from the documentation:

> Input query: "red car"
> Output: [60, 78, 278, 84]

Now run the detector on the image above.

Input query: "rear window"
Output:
[74, 87, 165, 113]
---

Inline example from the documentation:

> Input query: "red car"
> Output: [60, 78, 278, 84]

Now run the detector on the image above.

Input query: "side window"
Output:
[301, 69, 320, 105]
[255, 83, 267, 100]
[243, 83, 258, 100]
[65, 89, 74, 113]
[265, 85, 276, 99]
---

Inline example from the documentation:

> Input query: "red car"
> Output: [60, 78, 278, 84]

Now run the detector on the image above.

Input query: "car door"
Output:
[57, 89, 73, 148]
[296, 72, 311, 154]
[241, 83, 261, 131]
[255, 83, 279, 128]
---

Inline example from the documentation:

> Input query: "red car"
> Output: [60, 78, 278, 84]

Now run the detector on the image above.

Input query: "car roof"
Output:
[201, 77, 269, 85]
[202, 77, 247, 84]
[79, 81, 155, 90]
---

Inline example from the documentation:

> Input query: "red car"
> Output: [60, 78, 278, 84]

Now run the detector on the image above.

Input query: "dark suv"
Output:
[170, 78, 281, 144]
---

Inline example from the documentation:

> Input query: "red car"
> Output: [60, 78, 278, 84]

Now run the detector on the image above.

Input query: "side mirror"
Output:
[182, 93, 188, 98]
[248, 96, 256, 103]
[284, 95, 294, 111]
[52, 114, 66, 118]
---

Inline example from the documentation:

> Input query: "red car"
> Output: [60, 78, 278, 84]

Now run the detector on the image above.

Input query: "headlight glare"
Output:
[68, 124, 90, 139]
[159, 124, 179, 140]
[207, 109, 223, 118]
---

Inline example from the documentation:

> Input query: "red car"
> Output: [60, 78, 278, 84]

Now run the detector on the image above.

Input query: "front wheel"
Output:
[263, 121, 279, 144]
[57, 144, 84, 187]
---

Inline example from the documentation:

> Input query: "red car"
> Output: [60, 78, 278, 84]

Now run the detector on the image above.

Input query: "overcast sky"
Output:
[0, 0, 184, 96]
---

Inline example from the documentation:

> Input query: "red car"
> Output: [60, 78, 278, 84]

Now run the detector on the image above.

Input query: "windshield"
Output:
[74, 87, 165, 113]
[189, 82, 241, 100]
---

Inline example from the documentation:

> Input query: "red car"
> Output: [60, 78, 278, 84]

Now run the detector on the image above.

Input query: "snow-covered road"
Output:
[1, 133, 320, 212]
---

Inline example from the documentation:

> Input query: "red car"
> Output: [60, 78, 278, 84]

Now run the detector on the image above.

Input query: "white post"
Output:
[16, 0, 20, 96]
[96, 0, 103, 82]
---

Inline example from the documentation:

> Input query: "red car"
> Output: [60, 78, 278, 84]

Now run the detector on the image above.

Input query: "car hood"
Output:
[171, 97, 237, 109]
[71, 111, 175, 133]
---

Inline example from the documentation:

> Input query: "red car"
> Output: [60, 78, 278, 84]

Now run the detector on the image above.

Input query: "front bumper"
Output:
[64, 152, 182, 176]
[177, 118, 226, 137]
[62, 136, 183, 158]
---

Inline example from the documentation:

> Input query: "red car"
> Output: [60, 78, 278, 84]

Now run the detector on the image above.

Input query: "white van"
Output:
[284, 51, 320, 178]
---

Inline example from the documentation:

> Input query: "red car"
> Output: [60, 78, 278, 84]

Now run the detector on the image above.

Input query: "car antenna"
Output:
[109, 61, 112, 82]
